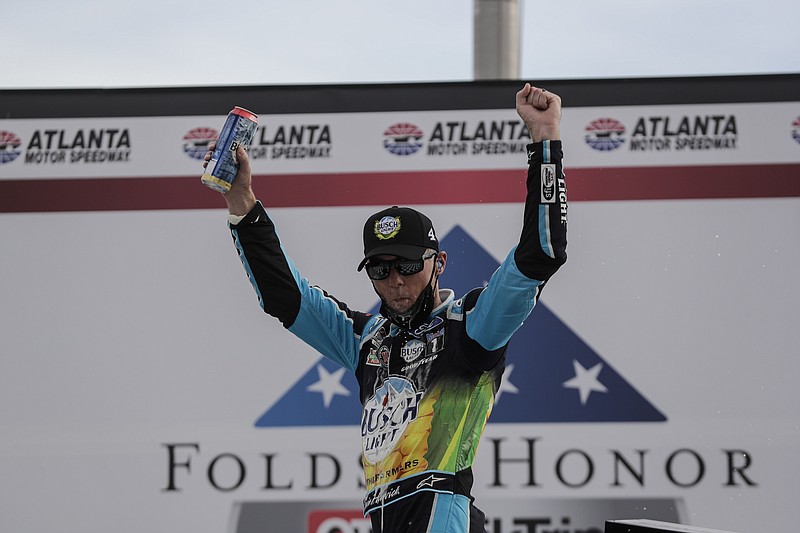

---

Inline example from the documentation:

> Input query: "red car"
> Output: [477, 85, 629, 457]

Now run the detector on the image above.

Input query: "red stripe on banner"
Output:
[0, 164, 798, 213]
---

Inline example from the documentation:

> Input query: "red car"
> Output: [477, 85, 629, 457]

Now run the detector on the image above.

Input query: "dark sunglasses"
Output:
[365, 252, 437, 281]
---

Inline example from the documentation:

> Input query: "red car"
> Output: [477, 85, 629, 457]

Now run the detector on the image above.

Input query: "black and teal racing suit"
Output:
[229, 141, 567, 532]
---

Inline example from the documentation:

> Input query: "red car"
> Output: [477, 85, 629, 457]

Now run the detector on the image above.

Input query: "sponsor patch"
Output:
[361, 377, 423, 462]
[400, 339, 425, 363]
[366, 348, 381, 366]
[412, 316, 444, 337]
[379, 345, 391, 367]
[426, 329, 445, 354]
[541, 164, 556, 203]
[375, 216, 401, 240]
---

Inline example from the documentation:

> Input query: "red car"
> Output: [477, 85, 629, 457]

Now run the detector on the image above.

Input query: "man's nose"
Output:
[386, 267, 404, 285]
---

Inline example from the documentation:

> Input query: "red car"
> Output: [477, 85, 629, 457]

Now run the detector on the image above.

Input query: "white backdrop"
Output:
[1, 88, 799, 532]
[2, 197, 798, 532]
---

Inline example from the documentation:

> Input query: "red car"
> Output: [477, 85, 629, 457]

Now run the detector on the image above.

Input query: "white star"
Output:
[495, 363, 519, 404]
[306, 364, 350, 408]
[563, 360, 608, 405]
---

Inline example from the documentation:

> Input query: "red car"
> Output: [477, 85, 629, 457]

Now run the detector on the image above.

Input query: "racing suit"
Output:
[229, 141, 567, 532]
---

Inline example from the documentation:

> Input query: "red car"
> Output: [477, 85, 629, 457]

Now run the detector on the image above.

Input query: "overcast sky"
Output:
[3, 0, 799, 89]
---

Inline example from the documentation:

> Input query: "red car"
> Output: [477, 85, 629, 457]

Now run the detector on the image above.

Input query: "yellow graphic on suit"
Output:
[362, 372, 497, 491]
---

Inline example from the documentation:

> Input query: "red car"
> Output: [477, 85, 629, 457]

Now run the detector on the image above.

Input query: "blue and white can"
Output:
[201, 106, 259, 193]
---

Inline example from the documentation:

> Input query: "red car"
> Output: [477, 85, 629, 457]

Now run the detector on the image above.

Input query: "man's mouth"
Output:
[388, 297, 413, 312]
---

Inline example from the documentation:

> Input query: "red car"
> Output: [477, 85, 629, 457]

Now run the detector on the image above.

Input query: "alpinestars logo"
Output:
[255, 226, 665, 427]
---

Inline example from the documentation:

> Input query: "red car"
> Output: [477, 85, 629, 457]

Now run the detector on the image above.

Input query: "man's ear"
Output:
[436, 251, 447, 274]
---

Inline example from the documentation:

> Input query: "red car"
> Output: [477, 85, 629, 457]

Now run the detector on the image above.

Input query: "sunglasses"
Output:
[365, 252, 437, 281]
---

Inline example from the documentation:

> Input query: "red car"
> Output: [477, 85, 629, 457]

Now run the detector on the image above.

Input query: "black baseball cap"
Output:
[357, 206, 439, 271]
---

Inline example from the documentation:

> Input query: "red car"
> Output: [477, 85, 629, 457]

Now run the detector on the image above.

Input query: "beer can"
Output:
[201, 106, 259, 193]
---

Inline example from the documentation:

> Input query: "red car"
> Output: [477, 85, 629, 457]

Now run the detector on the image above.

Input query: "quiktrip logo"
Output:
[255, 226, 665, 427]
[0, 130, 22, 164]
[382, 123, 424, 156]
[182, 127, 218, 160]
[584, 118, 626, 152]
[230, 499, 685, 533]
[792, 116, 800, 145]
[307, 509, 370, 533]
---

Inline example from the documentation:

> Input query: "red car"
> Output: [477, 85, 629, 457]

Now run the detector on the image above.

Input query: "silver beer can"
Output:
[201, 106, 259, 193]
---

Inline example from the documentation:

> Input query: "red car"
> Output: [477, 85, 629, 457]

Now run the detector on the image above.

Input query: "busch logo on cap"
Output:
[375, 216, 401, 240]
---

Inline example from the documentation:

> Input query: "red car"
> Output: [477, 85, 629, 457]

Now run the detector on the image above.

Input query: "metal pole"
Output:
[473, 0, 520, 80]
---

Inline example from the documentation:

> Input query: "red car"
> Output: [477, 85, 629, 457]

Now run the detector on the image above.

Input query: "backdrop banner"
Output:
[1, 75, 798, 533]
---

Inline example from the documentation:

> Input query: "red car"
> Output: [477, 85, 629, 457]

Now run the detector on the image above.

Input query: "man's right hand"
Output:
[203, 142, 257, 216]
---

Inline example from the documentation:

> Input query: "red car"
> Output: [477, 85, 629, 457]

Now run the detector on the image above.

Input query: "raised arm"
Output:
[465, 84, 568, 352]
[202, 143, 373, 372]
[514, 83, 567, 281]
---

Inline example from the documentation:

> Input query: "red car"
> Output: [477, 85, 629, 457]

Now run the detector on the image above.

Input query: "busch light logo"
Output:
[361, 377, 423, 462]
[254, 226, 666, 428]
[792, 116, 800, 145]
[584, 118, 626, 152]
[375, 215, 401, 240]
[401, 339, 425, 362]
[0, 130, 23, 164]
[183, 127, 218, 160]
[383, 122, 424, 156]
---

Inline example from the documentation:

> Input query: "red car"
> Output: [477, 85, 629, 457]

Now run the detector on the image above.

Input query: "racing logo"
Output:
[0, 130, 23, 164]
[374, 216, 401, 240]
[182, 127, 218, 160]
[584, 118, 626, 152]
[383, 122, 424, 156]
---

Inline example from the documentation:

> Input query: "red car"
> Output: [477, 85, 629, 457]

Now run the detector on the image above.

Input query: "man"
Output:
[205, 83, 566, 532]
